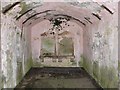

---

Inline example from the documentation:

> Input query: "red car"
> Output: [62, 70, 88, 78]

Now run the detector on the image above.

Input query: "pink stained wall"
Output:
[30, 20, 83, 66]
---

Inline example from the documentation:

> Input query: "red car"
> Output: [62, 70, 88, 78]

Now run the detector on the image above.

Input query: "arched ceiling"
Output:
[1, 0, 118, 29]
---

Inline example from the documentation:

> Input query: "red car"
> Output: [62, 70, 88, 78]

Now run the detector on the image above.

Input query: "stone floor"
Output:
[15, 67, 102, 89]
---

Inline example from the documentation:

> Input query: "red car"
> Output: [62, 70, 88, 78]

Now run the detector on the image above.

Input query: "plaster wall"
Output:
[31, 20, 83, 67]
[83, 2, 118, 88]
[0, 1, 119, 89]
[119, 1, 120, 89]
[0, 13, 32, 89]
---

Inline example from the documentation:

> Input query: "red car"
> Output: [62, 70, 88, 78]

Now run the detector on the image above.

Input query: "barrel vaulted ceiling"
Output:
[1, 0, 119, 28]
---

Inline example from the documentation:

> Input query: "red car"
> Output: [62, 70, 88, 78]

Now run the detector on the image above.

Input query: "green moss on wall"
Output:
[118, 60, 120, 71]
[100, 66, 118, 88]
[71, 61, 77, 66]
[81, 56, 118, 88]
[0, 74, 3, 90]
[79, 55, 83, 67]
[93, 61, 100, 81]
[19, 2, 30, 14]
[33, 61, 44, 67]
[16, 56, 33, 86]
[25, 57, 33, 73]
[100, 66, 109, 88]
[16, 57, 33, 86]
[16, 62, 23, 84]
[82, 56, 92, 75]
[107, 67, 118, 88]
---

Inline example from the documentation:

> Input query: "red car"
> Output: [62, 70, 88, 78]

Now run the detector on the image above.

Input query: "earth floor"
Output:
[15, 67, 102, 89]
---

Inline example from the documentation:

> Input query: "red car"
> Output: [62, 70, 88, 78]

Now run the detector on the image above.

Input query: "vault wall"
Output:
[0, 13, 32, 88]
[83, 2, 118, 88]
